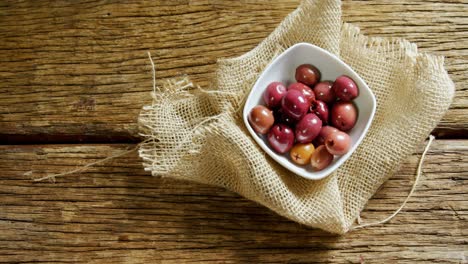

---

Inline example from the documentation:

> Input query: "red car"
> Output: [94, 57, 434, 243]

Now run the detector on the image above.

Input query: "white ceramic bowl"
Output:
[243, 43, 376, 180]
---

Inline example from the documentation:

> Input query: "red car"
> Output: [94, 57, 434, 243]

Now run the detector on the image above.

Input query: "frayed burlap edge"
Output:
[138, 0, 454, 234]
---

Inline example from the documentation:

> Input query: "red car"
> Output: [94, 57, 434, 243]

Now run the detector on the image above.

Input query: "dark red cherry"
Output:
[295, 64, 321, 86]
[288, 82, 315, 103]
[267, 124, 295, 154]
[332, 75, 359, 101]
[263, 81, 287, 108]
[295, 113, 322, 144]
[310, 100, 329, 125]
[281, 89, 310, 121]
[313, 81, 335, 104]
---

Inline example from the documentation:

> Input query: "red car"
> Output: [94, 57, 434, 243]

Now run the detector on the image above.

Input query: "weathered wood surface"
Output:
[0, 0, 466, 143]
[1, 1, 467, 263]
[0, 140, 466, 263]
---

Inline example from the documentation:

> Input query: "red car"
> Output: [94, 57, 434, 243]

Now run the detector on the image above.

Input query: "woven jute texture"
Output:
[138, 0, 454, 234]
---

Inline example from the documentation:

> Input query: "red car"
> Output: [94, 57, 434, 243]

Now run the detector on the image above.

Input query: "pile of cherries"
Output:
[248, 64, 359, 171]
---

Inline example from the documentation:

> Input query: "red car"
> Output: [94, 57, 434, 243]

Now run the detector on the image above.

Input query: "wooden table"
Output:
[1, 1, 466, 263]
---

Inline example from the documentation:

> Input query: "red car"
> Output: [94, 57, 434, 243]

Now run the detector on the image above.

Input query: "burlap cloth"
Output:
[138, 0, 454, 234]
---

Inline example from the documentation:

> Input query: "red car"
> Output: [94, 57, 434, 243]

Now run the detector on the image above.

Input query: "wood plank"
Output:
[0, 140, 466, 263]
[0, 0, 466, 142]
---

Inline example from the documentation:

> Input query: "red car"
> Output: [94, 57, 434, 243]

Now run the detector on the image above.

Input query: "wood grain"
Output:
[0, 140, 466, 263]
[1, 1, 467, 263]
[0, 0, 466, 143]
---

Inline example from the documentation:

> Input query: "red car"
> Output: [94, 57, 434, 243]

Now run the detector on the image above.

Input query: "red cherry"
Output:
[288, 82, 315, 103]
[310, 145, 334, 171]
[281, 89, 310, 121]
[267, 124, 295, 154]
[332, 75, 359, 101]
[330, 101, 358, 131]
[295, 113, 322, 144]
[248, 105, 275, 134]
[313, 81, 335, 103]
[314, 126, 340, 146]
[263, 82, 287, 108]
[310, 100, 329, 125]
[325, 131, 351, 155]
[295, 64, 321, 86]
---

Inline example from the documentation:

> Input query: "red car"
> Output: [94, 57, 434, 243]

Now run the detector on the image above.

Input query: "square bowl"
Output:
[243, 43, 376, 180]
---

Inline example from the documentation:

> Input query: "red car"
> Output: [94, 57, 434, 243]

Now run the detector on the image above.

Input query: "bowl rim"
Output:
[242, 42, 377, 180]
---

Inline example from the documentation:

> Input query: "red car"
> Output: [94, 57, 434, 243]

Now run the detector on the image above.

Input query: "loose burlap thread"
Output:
[138, 0, 454, 234]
